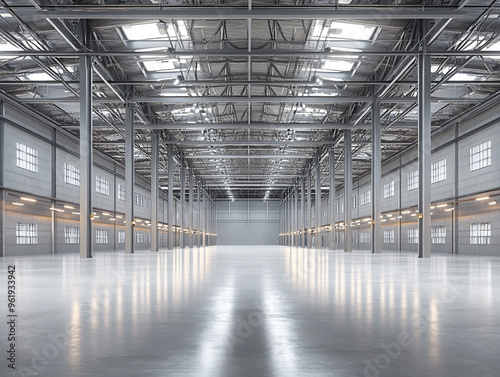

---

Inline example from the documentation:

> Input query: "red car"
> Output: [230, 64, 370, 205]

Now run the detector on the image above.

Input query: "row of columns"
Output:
[279, 20, 431, 258]
[129, 139, 217, 255]
[77, 23, 216, 258]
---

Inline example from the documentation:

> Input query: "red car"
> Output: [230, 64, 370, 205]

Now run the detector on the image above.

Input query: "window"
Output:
[384, 180, 395, 198]
[135, 232, 145, 243]
[118, 184, 126, 201]
[96, 229, 109, 244]
[361, 190, 371, 205]
[383, 230, 395, 244]
[134, 193, 144, 207]
[431, 159, 447, 183]
[408, 170, 419, 191]
[431, 226, 446, 244]
[470, 223, 491, 245]
[360, 232, 371, 244]
[117, 231, 125, 244]
[335, 202, 339, 214]
[352, 196, 356, 209]
[159, 201, 164, 214]
[96, 176, 109, 195]
[16, 142, 38, 173]
[147, 197, 152, 209]
[16, 223, 38, 244]
[64, 226, 80, 244]
[341, 200, 345, 213]
[470, 140, 491, 171]
[407, 228, 419, 244]
[64, 163, 80, 186]
[336, 232, 345, 244]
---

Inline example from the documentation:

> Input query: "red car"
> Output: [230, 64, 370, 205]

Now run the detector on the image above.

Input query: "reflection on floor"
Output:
[0, 246, 499, 377]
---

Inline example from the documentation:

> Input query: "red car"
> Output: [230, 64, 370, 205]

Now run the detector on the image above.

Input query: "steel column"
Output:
[202, 189, 207, 247]
[188, 170, 194, 248]
[167, 144, 174, 250]
[125, 100, 135, 255]
[78, 20, 93, 259]
[51, 129, 56, 255]
[344, 130, 353, 252]
[293, 186, 300, 247]
[180, 154, 186, 248]
[371, 97, 382, 254]
[197, 183, 201, 247]
[0, 102, 4, 257]
[151, 132, 159, 252]
[300, 178, 305, 248]
[329, 148, 336, 250]
[306, 168, 312, 248]
[315, 153, 321, 249]
[418, 20, 432, 259]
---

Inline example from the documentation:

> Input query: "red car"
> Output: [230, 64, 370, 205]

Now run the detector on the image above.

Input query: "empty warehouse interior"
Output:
[0, 1, 500, 376]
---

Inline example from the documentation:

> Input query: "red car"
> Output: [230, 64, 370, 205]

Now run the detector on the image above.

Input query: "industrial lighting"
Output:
[401, 210, 411, 214]
[64, 205, 75, 209]
[444, 208, 454, 212]
[20, 196, 37, 203]
[49, 207, 64, 213]
[488, 201, 497, 206]
[102, 212, 111, 216]
[436, 204, 448, 208]
[72, 212, 80, 215]
[475, 196, 490, 201]
[12, 202, 24, 207]
[411, 213, 417, 217]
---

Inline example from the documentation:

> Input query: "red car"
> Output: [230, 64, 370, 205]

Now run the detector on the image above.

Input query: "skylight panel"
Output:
[140, 57, 176, 72]
[328, 21, 376, 41]
[25, 72, 54, 81]
[122, 21, 189, 41]
[122, 23, 166, 40]
[322, 59, 355, 72]
[0, 41, 22, 60]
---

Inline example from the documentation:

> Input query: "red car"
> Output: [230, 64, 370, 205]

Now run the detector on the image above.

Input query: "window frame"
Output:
[64, 162, 80, 187]
[16, 222, 38, 245]
[16, 142, 38, 173]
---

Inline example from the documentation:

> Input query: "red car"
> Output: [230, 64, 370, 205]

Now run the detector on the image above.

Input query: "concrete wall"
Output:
[0, 101, 203, 256]
[216, 200, 279, 245]
[281, 104, 500, 256]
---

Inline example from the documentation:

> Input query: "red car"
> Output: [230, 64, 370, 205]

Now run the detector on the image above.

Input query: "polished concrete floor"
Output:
[0, 246, 499, 377]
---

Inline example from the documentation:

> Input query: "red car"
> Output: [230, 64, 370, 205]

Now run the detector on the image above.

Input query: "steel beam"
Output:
[151, 131, 159, 252]
[79, 20, 93, 259]
[5, 79, 500, 87]
[167, 144, 174, 250]
[315, 152, 321, 249]
[4, 49, 500, 58]
[125, 100, 134, 255]
[17, 95, 481, 105]
[184, 154, 312, 159]
[344, 130, 353, 253]
[306, 168, 312, 248]
[39, 7, 468, 20]
[418, 21, 432, 259]
[180, 154, 186, 248]
[371, 97, 382, 254]
[143, 123, 371, 131]
[329, 148, 335, 251]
